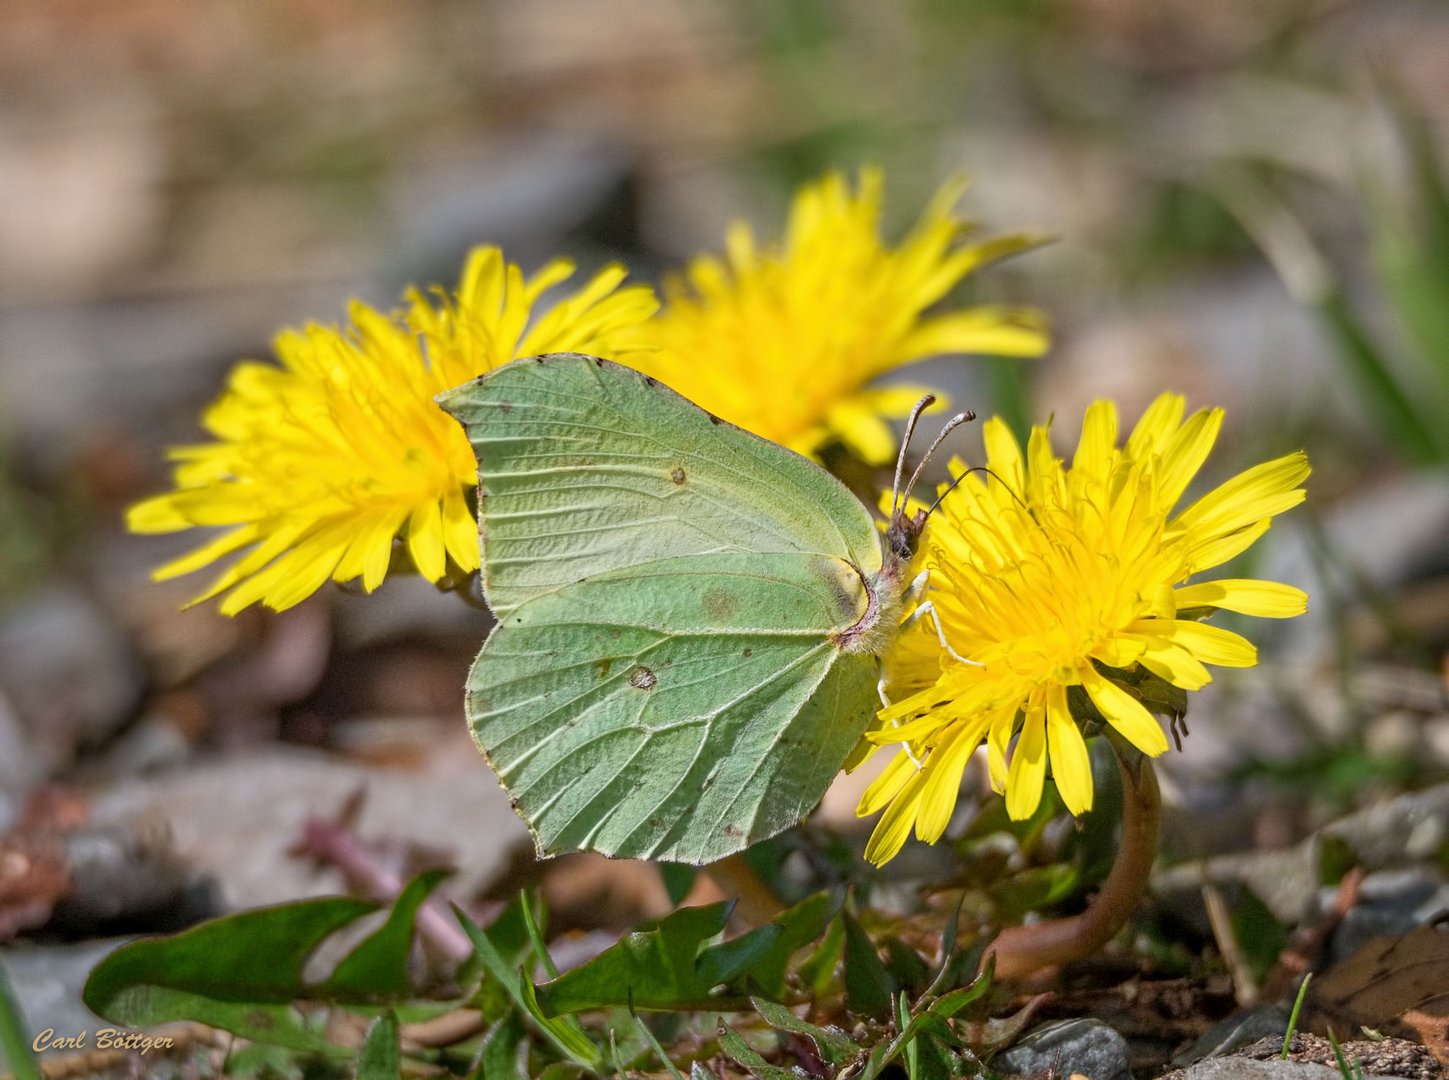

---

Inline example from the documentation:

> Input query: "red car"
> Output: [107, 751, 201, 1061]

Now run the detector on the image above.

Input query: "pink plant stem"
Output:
[983, 740, 1161, 981]
[294, 815, 473, 963]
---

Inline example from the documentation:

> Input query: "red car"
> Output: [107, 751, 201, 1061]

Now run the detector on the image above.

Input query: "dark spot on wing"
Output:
[594, 659, 612, 679]
[708, 413, 723, 425]
[670, 467, 686, 484]
[702, 586, 739, 621]
[742, 647, 753, 658]
[594, 356, 606, 367]
[498, 400, 512, 413]
[629, 665, 657, 690]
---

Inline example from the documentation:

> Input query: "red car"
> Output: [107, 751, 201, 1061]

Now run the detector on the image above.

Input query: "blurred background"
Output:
[1, 0, 1447, 1038]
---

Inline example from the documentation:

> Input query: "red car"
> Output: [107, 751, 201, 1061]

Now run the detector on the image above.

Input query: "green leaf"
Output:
[658, 865, 698, 906]
[884, 937, 930, 994]
[475, 1012, 529, 1080]
[1229, 888, 1290, 983]
[471, 894, 543, 1021]
[715, 1021, 800, 1080]
[697, 923, 785, 989]
[927, 964, 994, 1021]
[453, 905, 602, 1072]
[224, 1042, 304, 1079]
[990, 864, 1081, 919]
[84, 895, 377, 1053]
[841, 910, 894, 1017]
[909, 1029, 971, 1080]
[751, 997, 859, 1068]
[521, 978, 601, 1068]
[798, 916, 845, 999]
[322, 869, 451, 1000]
[740, 891, 840, 998]
[537, 1064, 589, 1080]
[356, 1013, 401, 1080]
[537, 902, 734, 1014]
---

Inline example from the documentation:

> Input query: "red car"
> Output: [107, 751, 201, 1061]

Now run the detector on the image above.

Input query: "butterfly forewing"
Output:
[438, 354, 882, 617]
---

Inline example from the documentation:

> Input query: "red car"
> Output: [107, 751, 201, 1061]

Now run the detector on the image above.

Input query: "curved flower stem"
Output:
[983, 735, 1161, 981]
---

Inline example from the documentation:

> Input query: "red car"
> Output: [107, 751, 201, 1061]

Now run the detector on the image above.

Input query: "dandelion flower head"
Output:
[127, 247, 658, 613]
[856, 393, 1310, 864]
[627, 168, 1049, 463]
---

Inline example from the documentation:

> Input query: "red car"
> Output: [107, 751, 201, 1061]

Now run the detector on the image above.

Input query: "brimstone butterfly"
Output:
[438, 353, 970, 865]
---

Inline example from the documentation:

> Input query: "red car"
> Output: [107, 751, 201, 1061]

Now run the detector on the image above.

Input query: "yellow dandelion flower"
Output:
[626, 168, 1049, 463]
[856, 393, 1310, 865]
[127, 247, 658, 613]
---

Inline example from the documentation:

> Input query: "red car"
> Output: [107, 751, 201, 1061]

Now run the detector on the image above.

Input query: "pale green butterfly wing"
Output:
[436, 353, 882, 617]
[438, 354, 893, 863]
[473, 552, 879, 863]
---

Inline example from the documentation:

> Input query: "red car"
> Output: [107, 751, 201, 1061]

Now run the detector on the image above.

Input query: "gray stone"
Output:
[1323, 867, 1449, 964]
[1155, 783, 1449, 935]
[1161, 1060, 1407, 1080]
[1, 938, 126, 1048]
[330, 572, 492, 652]
[88, 735, 528, 911]
[50, 826, 206, 933]
[1322, 785, 1449, 870]
[1174, 1004, 1289, 1066]
[388, 131, 636, 277]
[0, 689, 42, 827]
[1154, 841, 1322, 932]
[0, 586, 143, 766]
[995, 1018, 1131, 1080]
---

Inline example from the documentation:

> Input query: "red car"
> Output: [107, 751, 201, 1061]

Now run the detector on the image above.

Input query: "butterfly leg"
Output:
[903, 568, 931, 607]
[902, 600, 980, 667]
[869, 672, 927, 765]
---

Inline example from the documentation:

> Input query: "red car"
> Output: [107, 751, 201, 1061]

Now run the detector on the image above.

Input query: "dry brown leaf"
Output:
[1309, 917, 1449, 1064]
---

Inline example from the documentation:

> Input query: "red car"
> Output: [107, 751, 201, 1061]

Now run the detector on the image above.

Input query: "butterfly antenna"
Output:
[924, 464, 1030, 519]
[901, 409, 977, 509]
[891, 395, 937, 516]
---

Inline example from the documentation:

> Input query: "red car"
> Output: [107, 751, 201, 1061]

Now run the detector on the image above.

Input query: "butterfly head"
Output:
[884, 504, 928, 563]
[885, 395, 976, 568]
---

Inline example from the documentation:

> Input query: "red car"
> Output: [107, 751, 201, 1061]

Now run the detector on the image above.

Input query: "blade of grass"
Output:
[629, 1003, 685, 1080]
[1326, 1026, 1362, 1080]
[520, 889, 560, 980]
[1314, 292, 1442, 463]
[0, 960, 41, 1080]
[453, 904, 602, 1073]
[1206, 168, 1442, 464]
[1282, 972, 1311, 1059]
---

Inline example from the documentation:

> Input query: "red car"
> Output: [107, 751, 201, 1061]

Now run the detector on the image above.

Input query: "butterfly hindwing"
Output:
[438, 354, 882, 617]
[470, 552, 879, 863]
